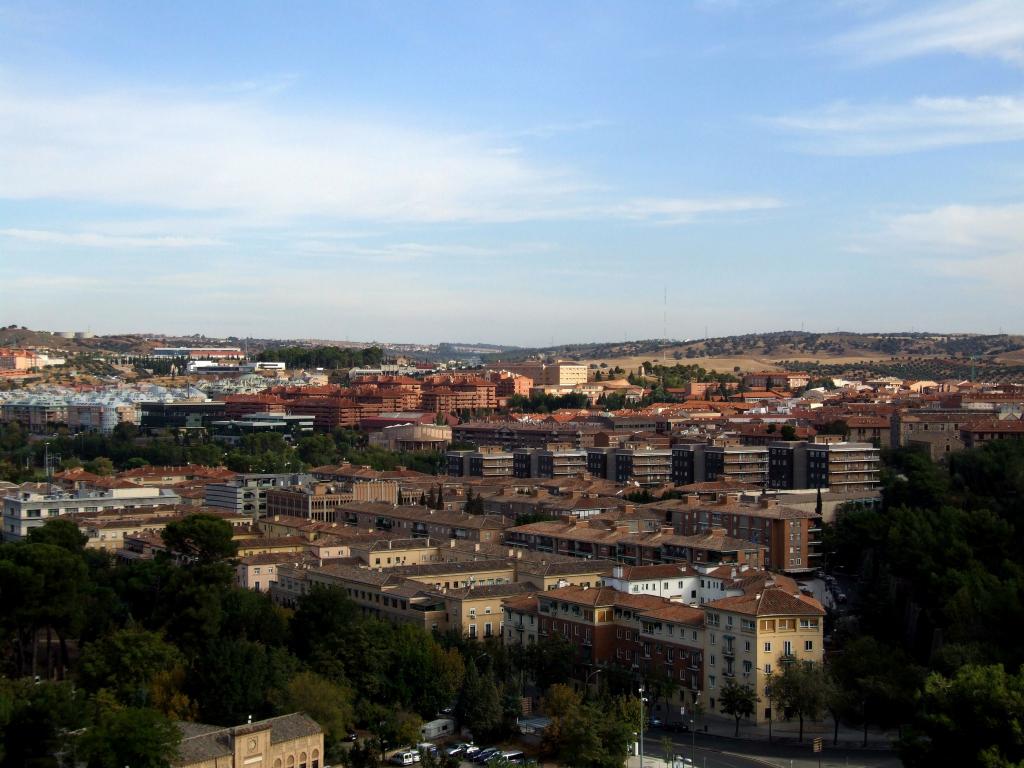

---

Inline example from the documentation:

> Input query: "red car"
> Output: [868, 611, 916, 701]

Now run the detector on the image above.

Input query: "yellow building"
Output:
[174, 713, 323, 768]
[702, 585, 824, 724]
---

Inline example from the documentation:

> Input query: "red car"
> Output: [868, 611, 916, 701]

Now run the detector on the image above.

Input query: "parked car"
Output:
[417, 743, 439, 757]
[463, 745, 481, 757]
[473, 748, 501, 764]
[390, 752, 419, 766]
[345, 731, 359, 742]
[445, 743, 472, 757]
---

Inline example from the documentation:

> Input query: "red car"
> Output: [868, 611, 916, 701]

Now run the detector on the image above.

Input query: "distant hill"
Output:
[484, 331, 1024, 377]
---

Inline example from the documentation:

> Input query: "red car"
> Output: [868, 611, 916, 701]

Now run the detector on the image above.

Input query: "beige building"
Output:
[702, 585, 825, 724]
[503, 361, 589, 387]
[174, 713, 323, 768]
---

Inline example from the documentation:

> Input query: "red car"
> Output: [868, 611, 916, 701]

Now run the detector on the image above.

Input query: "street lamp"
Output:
[690, 691, 701, 768]
[584, 667, 602, 695]
[638, 684, 647, 768]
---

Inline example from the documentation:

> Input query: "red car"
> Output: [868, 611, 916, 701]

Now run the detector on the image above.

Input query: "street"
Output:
[638, 731, 901, 768]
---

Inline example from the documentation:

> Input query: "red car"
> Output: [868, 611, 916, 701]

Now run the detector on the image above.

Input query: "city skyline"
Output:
[2, 0, 1023, 343]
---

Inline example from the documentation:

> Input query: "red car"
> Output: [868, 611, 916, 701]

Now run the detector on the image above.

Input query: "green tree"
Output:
[78, 628, 184, 706]
[78, 706, 179, 768]
[84, 456, 115, 476]
[161, 513, 237, 565]
[297, 434, 340, 467]
[770, 659, 827, 742]
[26, 518, 87, 553]
[719, 680, 758, 737]
[281, 671, 354, 753]
[899, 664, 1024, 768]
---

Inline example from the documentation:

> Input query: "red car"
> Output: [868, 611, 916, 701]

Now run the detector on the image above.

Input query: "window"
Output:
[805, 640, 813, 651]
[783, 641, 792, 655]
[485, 623, 493, 638]
[710, 655, 715, 666]
[469, 624, 477, 638]
[763, 642, 771, 652]
[764, 663, 772, 674]
[709, 675, 716, 689]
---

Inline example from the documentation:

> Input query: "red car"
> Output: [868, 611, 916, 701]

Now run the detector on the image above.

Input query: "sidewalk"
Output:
[684, 713, 897, 750]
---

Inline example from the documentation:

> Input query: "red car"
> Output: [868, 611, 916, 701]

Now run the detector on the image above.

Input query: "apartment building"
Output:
[504, 517, 765, 569]
[446, 446, 515, 478]
[742, 372, 810, 390]
[264, 480, 398, 521]
[586, 445, 672, 486]
[768, 440, 880, 492]
[368, 423, 452, 452]
[653, 495, 821, 573]
[671, 444, 769, 488]
[505, 584, 707, 722]
[342, 502, 507, 543]
[453, 421, 603, 450]
[204, 474, 307, 517]
[2, 484, 181, 542]
[961, 419, 1024, 448]
[512, 445, 588, 479]
[702, 585, 825, 724]
[501, 362, 589, 387]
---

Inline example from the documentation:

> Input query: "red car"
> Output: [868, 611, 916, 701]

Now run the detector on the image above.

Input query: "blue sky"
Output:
[1, 0, 1022, 345]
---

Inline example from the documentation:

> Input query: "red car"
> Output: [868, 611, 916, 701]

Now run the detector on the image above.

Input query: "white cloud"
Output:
[0, 228, 222, 248]
[767, 94, 1024, 154]
[0, 84, 778, 226]
[834, 0, 1024, 66]
[883, 203, 1024, 288]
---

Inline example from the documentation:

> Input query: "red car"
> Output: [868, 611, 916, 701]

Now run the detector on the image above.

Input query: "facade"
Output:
[343, 502, 507, 543]
[139, 401, 226, 432]
[511, 445, 588, 479]
[502, 362, 589, 387]
[173, 713, 323, 768]
[204, 474, 307, 517]
[671, 444, 769, 488]
[701, 586, 825, 725]
[369, 423, 452, 452]
[768, 440, 880, 492]
[2, 485, 181, 542]
[653, 495, 821, 573]
[741, 372, 810, 390]
[587, 445, 672, 486]
[210, 413, 315, 444]
[453, 421, 602, 450]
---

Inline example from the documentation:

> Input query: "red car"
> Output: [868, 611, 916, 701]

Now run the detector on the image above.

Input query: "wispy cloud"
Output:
[0, 228, 222, 248]
[834, 0, 1024, 66]
[0, 84, 778, 228]
[881, 203, 1024, 288]
[766, 94, 1024, 154]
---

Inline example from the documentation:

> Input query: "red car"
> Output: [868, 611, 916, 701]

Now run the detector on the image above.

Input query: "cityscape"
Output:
[2, 2, 1024, 768]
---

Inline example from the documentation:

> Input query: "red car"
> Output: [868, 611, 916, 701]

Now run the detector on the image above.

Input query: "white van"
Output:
[390, 751, 419, 766]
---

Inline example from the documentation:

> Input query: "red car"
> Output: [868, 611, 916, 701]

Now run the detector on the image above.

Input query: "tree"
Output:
[780, 425, 797, 441]
[77, 706, 179, 768]
[899, 664, 1024, 768]
[161, 513, 237, 565]
[26, 518, 87, 553]
[770, 659, 827, 742]
[78, 628, 184, 706]
[281, 671, 354, 754]
[719, 680, 758, 736]
[84, 456, 115, 476]
[456, 661, 502, 741]
[297, 434, 340, 467]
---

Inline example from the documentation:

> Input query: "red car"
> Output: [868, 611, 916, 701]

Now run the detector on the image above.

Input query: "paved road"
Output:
[645, 731, 900, 768]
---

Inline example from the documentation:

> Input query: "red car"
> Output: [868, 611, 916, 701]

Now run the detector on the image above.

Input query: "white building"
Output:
[2, 485, 181, 542]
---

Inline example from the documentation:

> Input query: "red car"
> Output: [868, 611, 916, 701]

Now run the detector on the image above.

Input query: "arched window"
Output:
[274, 760, 282, 768]
[300, 752, 308, 768]
[311, 749, 320, 768]
[286, 756, 295, 768]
